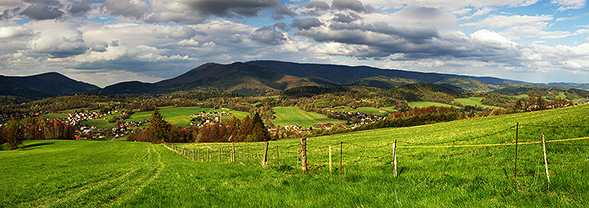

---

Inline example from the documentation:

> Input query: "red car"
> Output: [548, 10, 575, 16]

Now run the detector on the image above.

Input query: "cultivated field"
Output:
[2, 105, 589, 207]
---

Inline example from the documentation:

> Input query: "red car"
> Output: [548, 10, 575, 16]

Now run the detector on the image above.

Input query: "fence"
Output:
[163, 123, 589, 186]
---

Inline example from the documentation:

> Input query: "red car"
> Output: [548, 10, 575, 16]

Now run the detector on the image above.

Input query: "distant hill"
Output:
[91, 81, 157, 96]
[0, 72, 100, 100]
[247, 60, 521, 86]
[350, 76, 418, 89]
[434, 78, 500, 93]
[97, 62, 335, 96]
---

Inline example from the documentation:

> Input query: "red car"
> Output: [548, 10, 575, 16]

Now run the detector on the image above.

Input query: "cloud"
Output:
[101, 0, 150, 20]
[26, 21, 88, 58]
[0, 7, 22, 20]
[250, 25, 287, 45]
[90, 40, 108, 52]
[169, 26, 197, 39]
[332, 0, 375, 13]
[0, 26, 34, 39]
[19, 0, 64, 20]
[273, 5, 296, 20]
[471, 29, 514, 49]
[332, 13, 361, 23]
[67, 1, 91, 16]
[461, 14, 553, 28]
[183, 0, 280, 17]
[551, 0, 585, 11]
[292, 17, 323, 30]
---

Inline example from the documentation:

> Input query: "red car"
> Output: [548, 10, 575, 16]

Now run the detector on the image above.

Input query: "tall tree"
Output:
[249, 112, 269, 142]
[148, 109, 172, 143]
[4, 119, 23, 150]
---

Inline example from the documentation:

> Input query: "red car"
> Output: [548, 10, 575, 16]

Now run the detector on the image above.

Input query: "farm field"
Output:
[454, 97, 499, 108]
[3, 104, 589, 207]
[125, 106, 210, 128]
[272, 106, 345, 128]
[408, 101, 456, 108]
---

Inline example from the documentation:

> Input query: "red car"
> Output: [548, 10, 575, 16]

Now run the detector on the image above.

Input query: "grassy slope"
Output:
[408, 101, 456, 108]
[273, 106, 345, 128]
[454, 97, 500, 108]
[3, 105, 589, 207]
[125, 106, 210, 128]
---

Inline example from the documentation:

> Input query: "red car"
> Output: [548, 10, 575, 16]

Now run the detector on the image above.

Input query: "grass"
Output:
[3, 105, 589, 207]
[454, 97, 500, 108]
[272, 106, 345, 128]
[41, 113, 67, 119]
[125, 106, 210, 128]
[408, 101, 456, 108]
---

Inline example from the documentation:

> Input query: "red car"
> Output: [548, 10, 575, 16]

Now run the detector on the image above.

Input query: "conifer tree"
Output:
[148, 109, 171, 143]
[250, 112, 269, 142]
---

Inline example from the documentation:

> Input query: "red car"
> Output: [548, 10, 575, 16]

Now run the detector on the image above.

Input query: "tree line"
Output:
[0, 117, 75, 150]
[127, 109, 270, 143]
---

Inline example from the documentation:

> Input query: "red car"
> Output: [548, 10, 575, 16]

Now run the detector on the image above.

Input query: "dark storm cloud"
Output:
[332, 0, 374, 13]
[68, 1, 91, 16]
[274, 22, 287, 31]
[332, 13, 360, 23]
[305, 1, 331, 10]
[292, 17, 323, 30]
[0, 7, 21, 20]
[275, 5, 296, 17]
[302, 1, 331, 16]
[250, 26, 287, 45]
[102, 0, 149, 20]
[20, 0, 65, 20]
[186, 0, 280, 18]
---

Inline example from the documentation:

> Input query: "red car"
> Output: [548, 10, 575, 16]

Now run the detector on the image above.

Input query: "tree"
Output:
[248, 112, 270, 142]
[148, 109, 172, 143]
[4, 119, 23, 150]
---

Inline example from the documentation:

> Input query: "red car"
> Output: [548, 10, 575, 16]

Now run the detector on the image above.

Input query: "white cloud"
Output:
[551, 0, 586, 11]
[0, 26, 34, 38]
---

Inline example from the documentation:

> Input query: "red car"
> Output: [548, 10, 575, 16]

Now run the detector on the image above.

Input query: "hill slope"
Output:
[247, 60, 520, 86]
[0, 72, 100, 99]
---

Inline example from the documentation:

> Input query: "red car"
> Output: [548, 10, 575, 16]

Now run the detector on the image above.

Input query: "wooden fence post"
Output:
[542, 134, 550, 190]
[277, 144, 280, 167]
[198, 149, 201, 161]
[183, 147, 186, 156]
[247, 147, 250, 164]
[329, 145, 333, 173]
[297, 147, 300, 169]
[514, 122, 519, 185]
[301, 137, 307, 173]
[393, 140, 397, 178]
[262, 141, 269, 167]
[232, 142, 236, 163]
[218, 147, 221, 162]
[207, 149, 210, 162]
[340, 141, 343, 177]
[192, 149, 194, 161]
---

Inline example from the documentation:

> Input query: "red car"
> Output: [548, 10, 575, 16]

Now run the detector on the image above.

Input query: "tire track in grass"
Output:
[40, 143, 164, 207]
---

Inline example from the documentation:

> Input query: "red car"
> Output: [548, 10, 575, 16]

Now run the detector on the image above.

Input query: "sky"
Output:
[0, 0, 588, 87]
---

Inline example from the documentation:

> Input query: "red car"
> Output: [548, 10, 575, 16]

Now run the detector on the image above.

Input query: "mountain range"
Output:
[2, 60, 589, 100]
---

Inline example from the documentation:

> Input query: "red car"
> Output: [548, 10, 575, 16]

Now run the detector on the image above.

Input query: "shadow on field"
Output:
[22, 142, 55, 149]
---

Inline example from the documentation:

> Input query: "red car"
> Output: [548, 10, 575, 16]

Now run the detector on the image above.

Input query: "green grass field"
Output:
[408, 101, 456, 108]
[454, 97, 500, 108]
[273, 106, 345, 128]
[125, 106, 210, 128]
[3, 105, 589, 207]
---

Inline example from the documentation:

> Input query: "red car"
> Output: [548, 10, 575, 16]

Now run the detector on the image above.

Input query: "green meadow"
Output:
[125, 106, 209, 128]
[272, 106, 345, 128]
[408, 101, 456, 108]
[3, 105, 589, 207]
